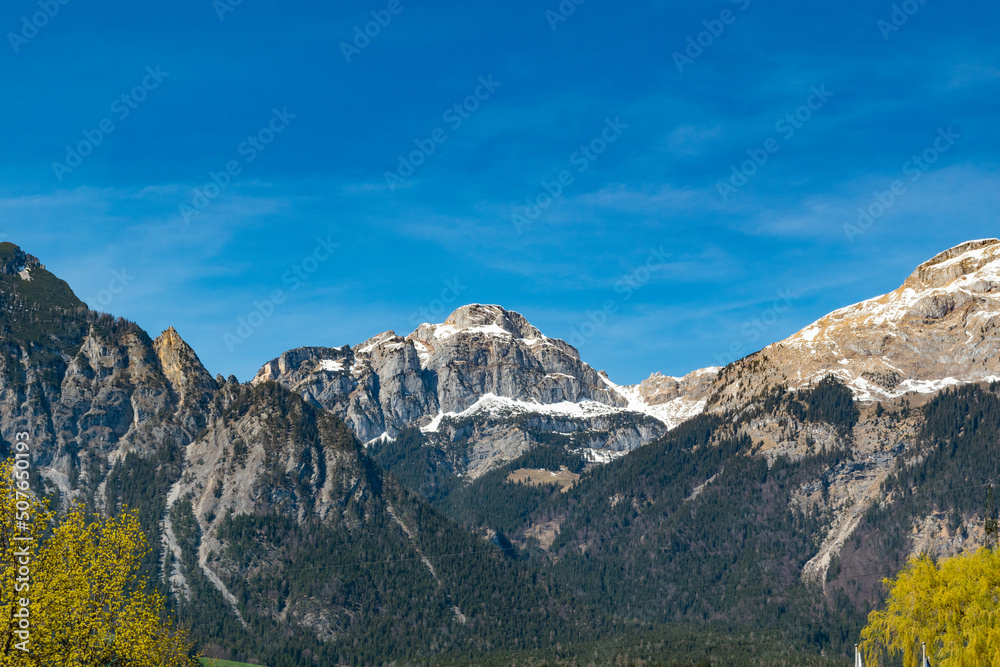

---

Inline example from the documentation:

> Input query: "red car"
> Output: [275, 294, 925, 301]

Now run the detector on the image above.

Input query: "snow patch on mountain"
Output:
[318, 359, 345, 373]
[412, 339, 431, 366]
[577, 448, 630, 464]
[415, 369, 718, 436]
[427, 323, 512, 339]
[520, 336, 548, 346]
[420, 393, 626, 434]
[421, 411, 445, 434]
[364, 432, 394, 448]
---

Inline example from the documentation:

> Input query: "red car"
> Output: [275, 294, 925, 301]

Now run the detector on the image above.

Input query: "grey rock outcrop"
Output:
[0, 245, 219, 499]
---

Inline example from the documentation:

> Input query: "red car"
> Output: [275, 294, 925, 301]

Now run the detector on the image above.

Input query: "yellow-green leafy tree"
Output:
[860, 547, 1000, 666]
[1, 457, 197, 666]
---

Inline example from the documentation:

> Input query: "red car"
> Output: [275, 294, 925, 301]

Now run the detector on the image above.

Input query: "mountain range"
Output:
[3, 239, 1000, 665]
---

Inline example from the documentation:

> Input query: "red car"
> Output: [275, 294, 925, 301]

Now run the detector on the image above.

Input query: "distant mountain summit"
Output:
[711, 239, 1000, 407]
[422, 303, 547, 339]
[255, 303, 712, 477]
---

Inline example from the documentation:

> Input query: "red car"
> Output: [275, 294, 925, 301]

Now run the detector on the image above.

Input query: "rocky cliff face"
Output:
[253, 304, 715, 477]
[164, 382, 388, 631]
[0, 242, 219, 502]
[8, 317, 221, 497]
[154, 326, 219, 410]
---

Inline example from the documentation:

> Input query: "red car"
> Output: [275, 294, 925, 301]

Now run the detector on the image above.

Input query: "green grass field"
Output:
[199, 659, 266, 667]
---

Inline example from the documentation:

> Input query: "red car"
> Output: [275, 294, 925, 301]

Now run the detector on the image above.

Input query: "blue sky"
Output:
[2, 0, 998, 383]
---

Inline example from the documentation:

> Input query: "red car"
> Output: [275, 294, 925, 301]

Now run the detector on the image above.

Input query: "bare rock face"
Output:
[710, 239, 1000, 409]
[174, 383, 374, 529]
[632, 367, 719, 406]
[153, 326, 219, 408]
[252, 337, 434, 443]
[0, 252, 218, 500]
[51, 324, 174, 459]
[409, 304, 625, 412]
[0, 244, 201, 497]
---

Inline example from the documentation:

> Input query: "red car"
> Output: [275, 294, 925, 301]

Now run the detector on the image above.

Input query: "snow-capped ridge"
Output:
[355, 330, 402, 355]
[713, 239, 1000, 406]
[599, 367, 718, 430]
[419, 392, 627, 434]
[907, 238, 1000, 288]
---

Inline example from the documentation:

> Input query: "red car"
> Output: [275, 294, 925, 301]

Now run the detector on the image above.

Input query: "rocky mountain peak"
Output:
[153, 327, 218, 403]
[634, 368, 720, 406]
[903, 239, 1000, 290]
[903, 238, 1000, 290]
[432, 304, 545, 340]
[247, 301, 711, 474]
[0, 242, 42, 276]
